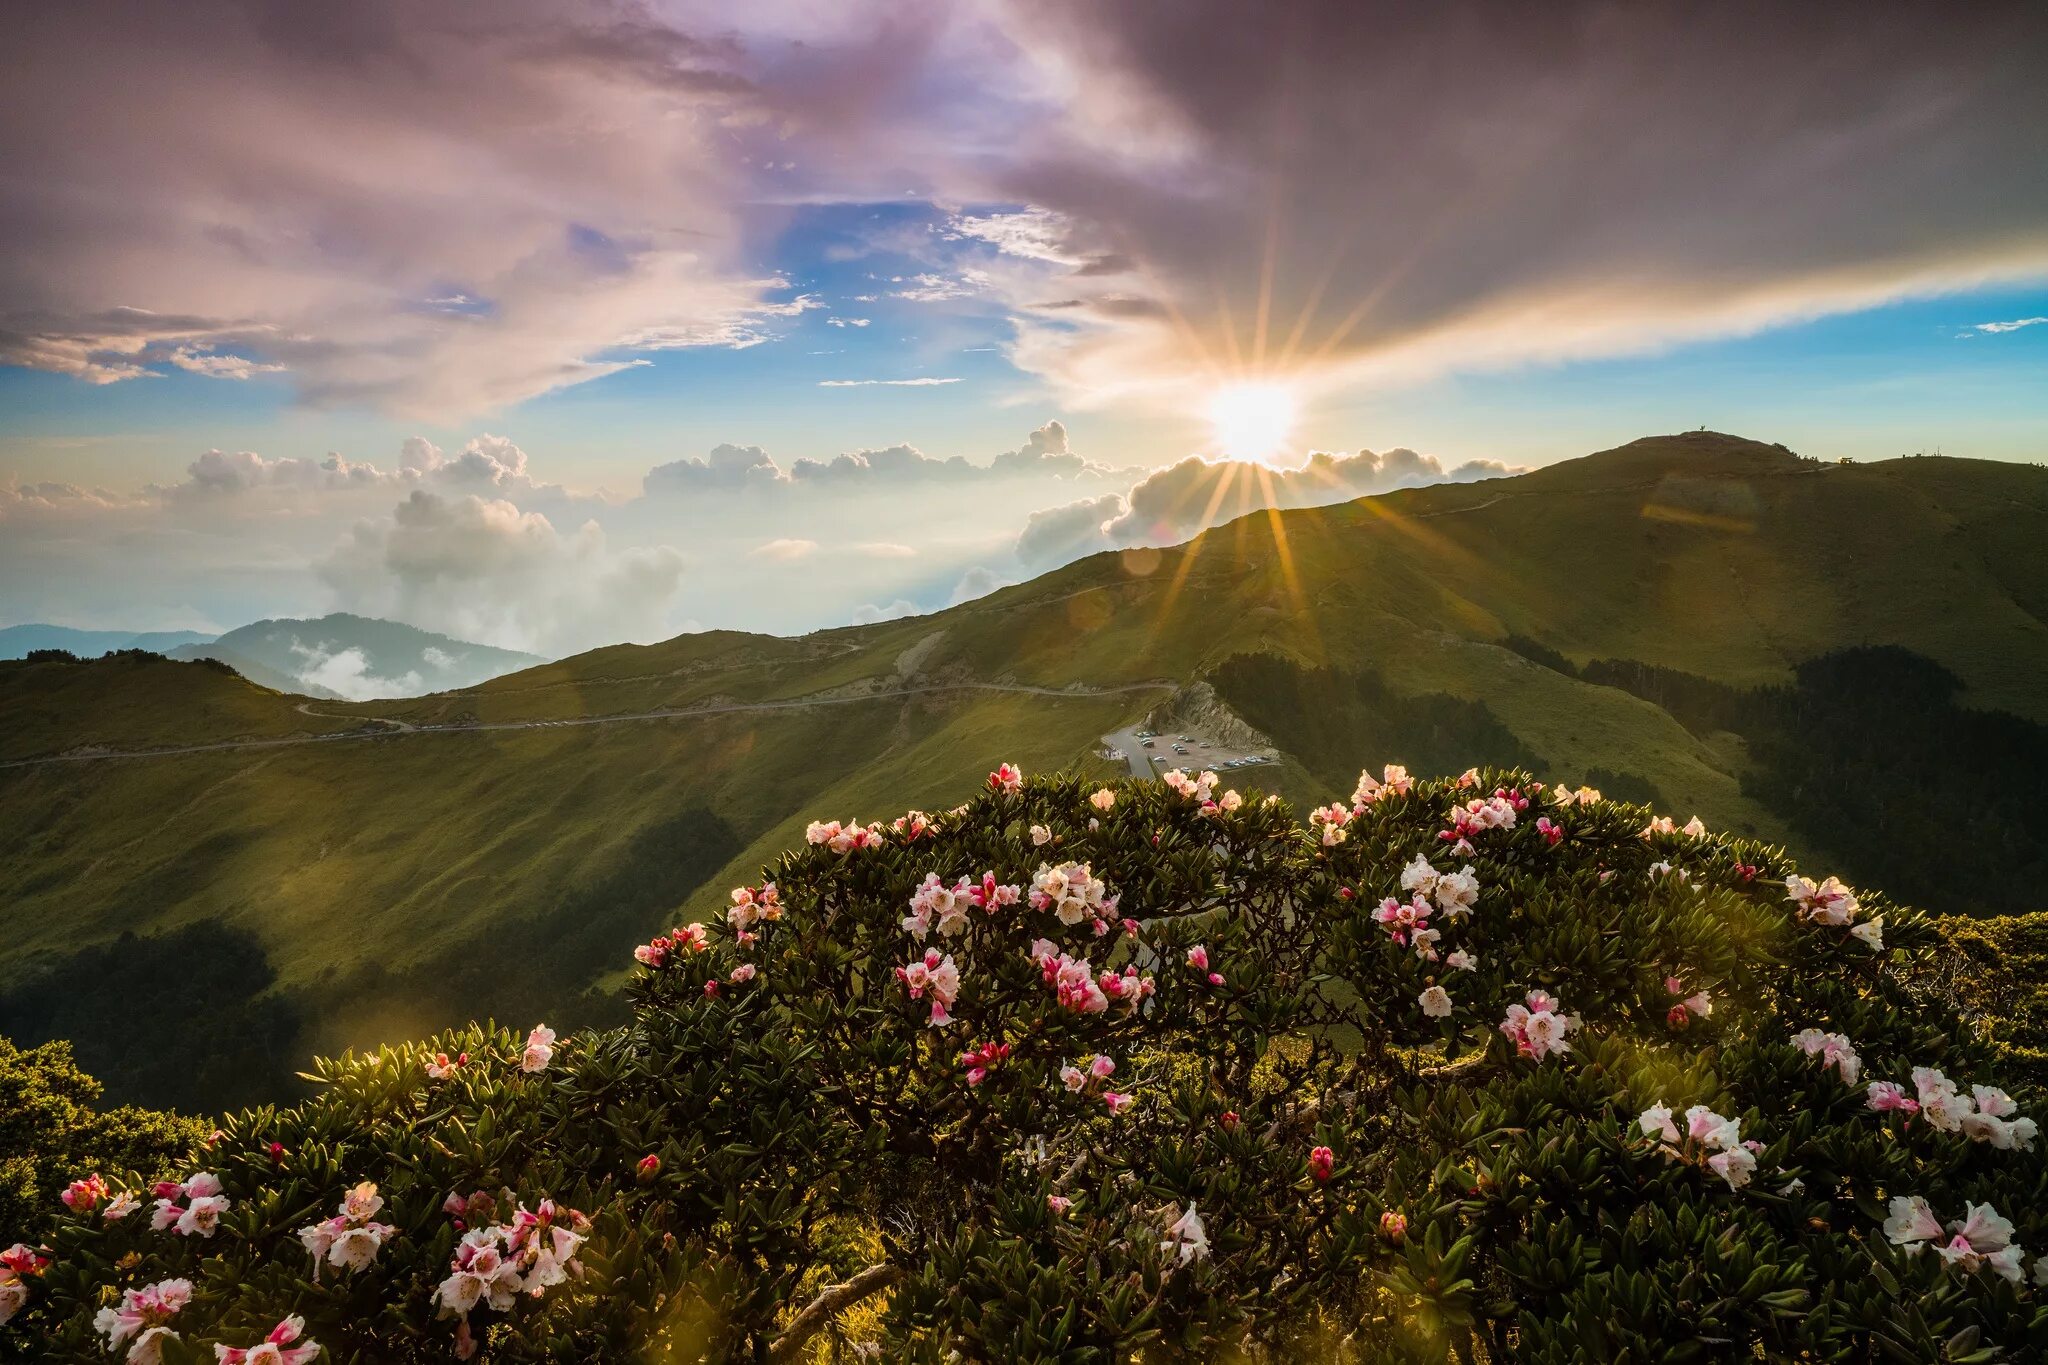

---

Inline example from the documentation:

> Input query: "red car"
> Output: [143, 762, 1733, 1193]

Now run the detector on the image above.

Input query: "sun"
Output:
[1207, 383, 1298, 464]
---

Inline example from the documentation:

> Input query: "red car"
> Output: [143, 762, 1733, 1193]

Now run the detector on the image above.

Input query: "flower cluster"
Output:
[904, 871, 1020, 940]
[426, 1049, 469, 1080]
[1185, 943, 1224, 986]
[1162, 767, 1217, 802]
[0, 1244, 49, 1327]
[1499, 990, 1575, 1062]
[1030, 940, 1153, 1015]
[298, 1181, 397, 1279]
[1637, 1102, 1760, 1190]
[635, 920, 713, 967]
[727, 882, 783, 933]
[436, 1199, 590, 1356]
[1790, 1028, 1860, 1084]
[806, 819, 880, 853]
[1028, 861, 1118, 932]
[896, 948, 963, 1027]
[521, 1024, 556, 1073]
[1059, 1054, 1133, 1111]
[1885, 1198, 2031, 1284]
[1440, 788, 1523, 850]
[1867, 1068, 2037, 1149]
[91, 1276, 191, 1364]
[1307, 802, 1353, 845]
[149, 1172, 229, 1238]
[1351, 763, 1413, 807]
[1786, 873, 1885, 950]
[215, 1316, 320, 1365]
[1665, 976, 1713, 1031]
[958, 1041, 1011, 1086]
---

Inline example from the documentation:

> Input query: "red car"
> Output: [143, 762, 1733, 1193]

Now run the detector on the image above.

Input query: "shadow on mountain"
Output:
[1209, 652, 1544, 793]
[0, 920, 307, 1112]
[1519, 642, 2048, 915]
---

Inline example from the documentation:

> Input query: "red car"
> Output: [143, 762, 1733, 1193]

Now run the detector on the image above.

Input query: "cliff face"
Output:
[1144, 681, 1272, 753]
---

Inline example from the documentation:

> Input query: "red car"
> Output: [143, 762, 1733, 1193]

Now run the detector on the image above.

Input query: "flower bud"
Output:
[636, 1154, 661, 1184]
[1666, 1005, 1691, 1031]
[1379, 1210, 1408, 1243]
[1219, 1110, 1240, 1132]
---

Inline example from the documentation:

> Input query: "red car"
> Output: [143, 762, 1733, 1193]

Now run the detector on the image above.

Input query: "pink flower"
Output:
[1379, 1210, 1407, 1242]
[1790, 1029, 1861, 1084]
[62, 1173, 108, 1213]
[1637, 1102, 1680, 1144]
[426, 1051, 467, 1079]
[521, 1024, 556, 1074]
[1535, 817, 1562, 846]
[636, 1154, 661, 1183]
[896, 949, 962, 1026]
[728, 963, 757, 985]
[958, 1041, 1011, 1086]
[702, 980, 720, 998]
[1089, 787, 1116, 810]
[1102, 1090, 1135, 1114]
[213, 1315, 320, 1365]
[989, 762, 1024, 794]
[1372, 893, 1434, 946]
[1500, 991, 1576, 1062]
[1784, 874, 1859, 926]
[673, 922, 710, 953]
[1308, 802, 1352, 845]
[1047, 1195, 1073, 1214]
[1029, 861, 1114, 928]
[1866, 1080, 1920, 1116]
[1186, 944, 1210, 971]
[1308, 1145, 1335, 1183]
[91, 1276, 192, 1358]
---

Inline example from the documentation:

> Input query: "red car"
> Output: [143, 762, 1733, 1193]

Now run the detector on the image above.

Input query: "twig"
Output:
[768, 1263, 904, 1362]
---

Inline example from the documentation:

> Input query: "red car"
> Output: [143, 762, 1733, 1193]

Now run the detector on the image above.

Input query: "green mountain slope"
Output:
[0, 624, 216, 657]
[2, 432, 2043, 1107]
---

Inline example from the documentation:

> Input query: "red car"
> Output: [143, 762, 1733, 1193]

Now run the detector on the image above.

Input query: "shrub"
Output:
[6, 765, 2044, 1362]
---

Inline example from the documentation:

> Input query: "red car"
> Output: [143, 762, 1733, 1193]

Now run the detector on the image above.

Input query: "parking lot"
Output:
[1101, 723, 1278, 780]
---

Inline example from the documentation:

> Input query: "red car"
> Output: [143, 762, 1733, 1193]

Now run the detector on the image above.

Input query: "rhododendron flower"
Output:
[1665, 978, 1712, 1021]
[1791, 1029, 1860, 1084]
[1500, 991, 1576, 1061]
[1379, 1211, 1408, 1242]
[1683, 1105, 1742, 1151]
[1433, 865, 1480, 916]
[1456, 768, 1480, 788]
[672, 923, 710, 953]
[1851, 916, 1885, 951]
[702, 980, 719, 998]
[728, 963, 757, 984]
[1162, 1203, 1208, 1263]
[62, 1173, 108, 1213]
[1535, 816, 1563, 846]
[1897, 1203, 2027, 1283]
[1029, 861, 1115, 928]
[896, 949, 962, 1026]
[1552, 784, 1603, 806]
[1681, 816, 1708, 837]
[1103, 1090, 1135, 1114]
[1308, 1145, 1334, 1182]
[1372, 893, 1434, 946]
[1219, 789, 1243, 812]
[426, 1051, 468, 1079]
[1059, 1063, 1086, 1092]
[1445, 949, 1478, 972]
[636, 1154, 661, 1183]
[298, 1182, 397, 1279]
[989, 762, 1024, 794]
[1638, 1102, 1680, 1144]
[1912, 1067, 1972, 1131]
[891, 809, 935, 839]
[1047, 1194, 1073, 1213]
[726, 882, 782, 932]
[1706, 1145, 1757, 1190]
[1219, 1110, 1239, 1132]
[1030, 823, 1052, 846]
[1089, 787, 1116, 810]
[0, 1245, 44, 1279]
[522, 1025, 556, 1074]
[214, 1315, 320, 1365]
[1865, 1080, 1919, 1116]
[1308, 802, 1352, 845]
[1443, 794, 1517, 842]
[1885, 1195, 1945, 1248]
[92, 1276, 192, 1362]
[1642, 815, 1677, 837]
[103, 1191, 140, 1222]
[1785, 874, 1859, 925]
[1418, 985, 1452, 1018]
[150, 1173, 231, 1238]
[959, 1041, 1011, 1086]
[1400, 855, 1438, 896]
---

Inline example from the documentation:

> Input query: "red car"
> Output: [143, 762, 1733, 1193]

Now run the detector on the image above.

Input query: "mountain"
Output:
[182, 613, 547, 700]
[165, 642, 337, 697]
[2, 431, 2044, 1109]
[0, 624, 216, 658]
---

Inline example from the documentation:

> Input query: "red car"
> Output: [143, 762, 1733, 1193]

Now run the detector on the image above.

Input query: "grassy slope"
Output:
[3, 433, 2044, 1075]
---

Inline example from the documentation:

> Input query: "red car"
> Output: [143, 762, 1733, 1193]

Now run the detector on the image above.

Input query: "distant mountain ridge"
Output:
[0, 624, 216, 658]
[174, 613, 547, 700]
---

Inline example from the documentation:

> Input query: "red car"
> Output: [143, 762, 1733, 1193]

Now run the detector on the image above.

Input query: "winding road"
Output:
[1, 680, 1177, 771]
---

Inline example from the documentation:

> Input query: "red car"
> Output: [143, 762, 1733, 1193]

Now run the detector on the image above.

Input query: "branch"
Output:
[768, 1263, 904, 1362]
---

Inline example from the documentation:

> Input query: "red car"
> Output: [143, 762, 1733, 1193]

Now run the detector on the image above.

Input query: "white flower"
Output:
[0, 1277, 25, 1328]
[1433, 866, 1480, 917]
[1912, 1067, 1973, 1132]
[1884, 1195, 1943, 1248]
[1681, 816, 1708, 838]
[1418, 985, 1452, 1018]
[522, 1024, 557, 1074]
[1161, 1202, 1209, 1264]
[1637, 1102, 1679, 1144]
[1030, 824, 1052, 846]
[1399, 855, 1438, 895]
[1850, 916, 1885, 951]
[1444, 949, 1478, 972]
[1706, 1145, 1756, 1190]
[176, 1194, 229, 1238]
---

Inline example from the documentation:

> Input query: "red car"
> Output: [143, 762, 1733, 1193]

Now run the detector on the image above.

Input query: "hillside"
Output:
[2, 431, 2045, 1108]
[181, 612, 546, 699]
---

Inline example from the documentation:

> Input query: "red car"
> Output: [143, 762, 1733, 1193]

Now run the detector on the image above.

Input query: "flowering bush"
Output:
[8, 765, 2045, 1361]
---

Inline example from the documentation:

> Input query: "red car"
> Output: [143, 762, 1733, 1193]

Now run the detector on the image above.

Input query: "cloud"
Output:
[850, 599, 922, 625]
[955, 1, 2048, 407]
[1974, 316, 2048, 334]
[152, 433, 565, 500]
[1017, 448, 1515, 569]
[817, 377, 963, 387]
[642, 443, 784, 494]
[949, 566, 1013, 605]
[750, 537, 818, 561]
[854, 542, 918, 558]
[288, 641, 422, 701]
[826, 317, 871, 328]
[890, 272, 989, 303]
[989, 420, 1122, 478]
[0, 2, 808, 417]
[318, 490, 685, 656]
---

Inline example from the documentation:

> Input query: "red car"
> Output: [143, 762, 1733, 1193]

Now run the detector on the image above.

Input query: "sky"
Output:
[2, 0, 2045, 656]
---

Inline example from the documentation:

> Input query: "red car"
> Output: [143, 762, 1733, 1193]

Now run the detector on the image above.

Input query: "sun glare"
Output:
[1207, 383, 1299, 464]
